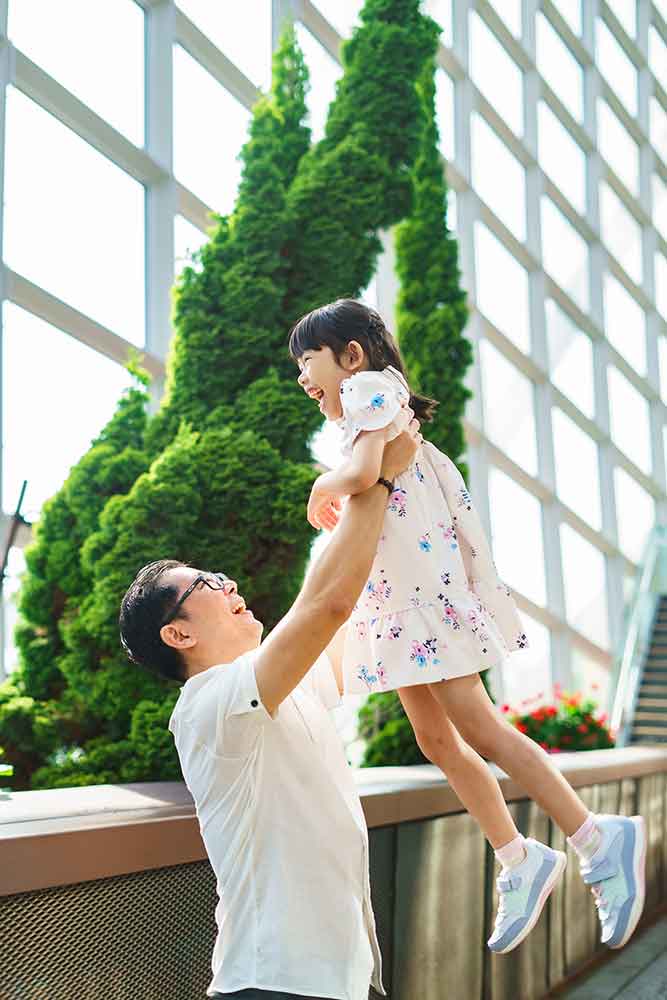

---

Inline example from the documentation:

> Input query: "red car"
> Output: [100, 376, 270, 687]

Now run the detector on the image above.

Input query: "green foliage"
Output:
[7, 5, 439, 789]
[359, 53, 475, 768]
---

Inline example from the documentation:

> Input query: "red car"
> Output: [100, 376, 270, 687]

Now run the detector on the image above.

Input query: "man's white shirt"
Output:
[168, 647, 385, 1000]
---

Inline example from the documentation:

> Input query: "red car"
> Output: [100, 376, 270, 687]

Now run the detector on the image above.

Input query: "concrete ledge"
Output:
[1, 747, 666, 896]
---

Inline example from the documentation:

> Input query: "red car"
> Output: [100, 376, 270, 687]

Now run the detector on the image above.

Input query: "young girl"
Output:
[289, 297, 646, 955]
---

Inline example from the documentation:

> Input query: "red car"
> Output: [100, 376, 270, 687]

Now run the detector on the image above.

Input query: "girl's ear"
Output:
[342, 340, 365, 371]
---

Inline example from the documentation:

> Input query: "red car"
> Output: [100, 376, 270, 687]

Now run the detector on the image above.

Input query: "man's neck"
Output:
[184, 641, 260, 679]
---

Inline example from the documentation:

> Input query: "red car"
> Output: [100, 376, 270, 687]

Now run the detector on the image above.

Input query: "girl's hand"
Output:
[307, 474, 344, 532]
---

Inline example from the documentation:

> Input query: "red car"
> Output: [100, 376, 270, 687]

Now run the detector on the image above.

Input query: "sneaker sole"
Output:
[608, 815, 647, 949]
[491, 850, 567, 955]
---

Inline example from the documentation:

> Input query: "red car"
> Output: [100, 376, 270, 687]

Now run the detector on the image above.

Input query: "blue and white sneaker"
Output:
[488, 839, 567, 953]
[579, 814, 647, 949]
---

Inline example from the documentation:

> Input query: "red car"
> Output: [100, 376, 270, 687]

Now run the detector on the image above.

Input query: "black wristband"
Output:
[377, 477, 394, 494]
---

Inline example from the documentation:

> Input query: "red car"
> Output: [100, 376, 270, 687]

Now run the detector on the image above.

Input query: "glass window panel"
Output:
[608, 366, 652, 474]
[599, 183, 642, 286]
[479, 340, 538, 475]
[174, 215, 208, 279]
[650, 97, 667, 162]
[596, 18, 637, 114]
[614, 468, 655, 563]
[538, 101, 586, 213]
[653, 173, 667, 241]
[2, 303, 133, 518]
[541, 196, 589, 309]
[176, 0, 272, 89]
[469, 12, 523, 136]
[546, 300, 595, 418]
[603, 273, 646, 373]
[501, 613, 552, 708]
[7, 0, 144, 145]
[424, 0, 454, 47]
[571, 646, 612, 710]
[310, 0, 362, 36]
[471, 113, 525, 239]
[295, 23, 343, 143]
[435, 68, 455, 161]
[560, 523, 609, 649]
[4, 88, 145, 346]
[655, 0, 667, 19]
[3, 547, 26, 675]
[536, 13, 584, 122]
[173, 45, 251, 215]
[552, 409, 601, 529]
[658, 333, 667, 403]
[606, 0, 636, 39]
[489, 0, 521, 37]
[555, 0, 582, 36]
[488, 467, 546, 606]
[447, 188, 457, 232]
[649, 25, 667, 94]
[474, 222, 530, 351]
[656, 252, 667, 319]
[597, 99, 639, 195]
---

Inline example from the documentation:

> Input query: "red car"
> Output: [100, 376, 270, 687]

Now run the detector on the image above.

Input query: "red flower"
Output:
[598, 713, 607, 724]
[516, 722, 528, 734]
[577, 724, 588, 733]
[501, 703, 510, 713]
[547, 706, 558, 717]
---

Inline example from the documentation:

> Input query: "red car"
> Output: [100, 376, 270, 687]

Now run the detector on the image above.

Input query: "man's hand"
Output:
[381, 411, 422, 481]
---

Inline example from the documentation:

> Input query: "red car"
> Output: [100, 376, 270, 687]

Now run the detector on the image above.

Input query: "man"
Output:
[119, 418, 421, 1000]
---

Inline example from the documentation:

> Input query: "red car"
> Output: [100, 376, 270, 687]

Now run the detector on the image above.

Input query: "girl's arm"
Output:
[307, 430, 386, 530]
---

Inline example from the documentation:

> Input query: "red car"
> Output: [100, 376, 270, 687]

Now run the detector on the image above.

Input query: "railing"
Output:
[610, 523, 667, 745]
[1, 748, 667, 1000]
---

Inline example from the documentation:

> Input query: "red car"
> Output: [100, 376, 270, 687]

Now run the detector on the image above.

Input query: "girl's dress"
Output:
[339, 365, 530, 695]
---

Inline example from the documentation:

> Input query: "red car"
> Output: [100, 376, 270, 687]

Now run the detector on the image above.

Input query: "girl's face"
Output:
[296, 343, 365, 421]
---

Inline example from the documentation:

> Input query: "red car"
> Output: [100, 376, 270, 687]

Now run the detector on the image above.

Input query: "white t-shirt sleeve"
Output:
[298, 652, 342, 710]
[214, 651, 276, 757]
[339, 371, 406, 446]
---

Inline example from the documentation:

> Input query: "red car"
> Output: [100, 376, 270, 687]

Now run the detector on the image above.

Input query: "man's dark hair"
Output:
[119, 559, 189, 682]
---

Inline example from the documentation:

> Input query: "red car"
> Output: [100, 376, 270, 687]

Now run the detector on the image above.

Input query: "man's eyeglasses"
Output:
[161, 572, 231, 628]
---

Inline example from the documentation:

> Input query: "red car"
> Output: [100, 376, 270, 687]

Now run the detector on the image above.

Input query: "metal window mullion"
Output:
[145, 1, 177, 412]
[0, 0, 9, 680]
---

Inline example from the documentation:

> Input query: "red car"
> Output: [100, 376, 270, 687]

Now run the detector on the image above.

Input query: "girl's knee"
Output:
[413, 723, 466, 767]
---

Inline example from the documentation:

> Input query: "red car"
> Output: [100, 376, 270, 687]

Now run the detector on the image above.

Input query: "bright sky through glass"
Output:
[176, 0, 272, 90]
[7, 0, 145, 145]
[4, 87, 146, 346]
[2, 303, 134, 521]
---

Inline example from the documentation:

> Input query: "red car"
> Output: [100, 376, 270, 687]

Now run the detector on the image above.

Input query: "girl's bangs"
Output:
[288, 311, 331, 360]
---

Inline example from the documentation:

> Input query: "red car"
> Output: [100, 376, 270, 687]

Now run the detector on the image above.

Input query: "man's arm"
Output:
[254, 421, 420, 716]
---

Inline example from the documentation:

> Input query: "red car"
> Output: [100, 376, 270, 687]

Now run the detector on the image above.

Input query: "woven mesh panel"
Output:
[0, 860, 218, 1000]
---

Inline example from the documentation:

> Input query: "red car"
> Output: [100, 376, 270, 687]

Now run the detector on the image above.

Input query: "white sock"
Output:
[495, 833, 527, 870]
[567, 812, 602, 861]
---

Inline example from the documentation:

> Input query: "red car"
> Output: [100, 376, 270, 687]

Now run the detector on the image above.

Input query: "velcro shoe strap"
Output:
[581, 857, 617, 884]
[497, 873, 522, 892]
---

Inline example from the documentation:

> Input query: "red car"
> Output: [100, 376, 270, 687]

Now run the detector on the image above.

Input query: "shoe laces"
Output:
[590, 883, 610, 919]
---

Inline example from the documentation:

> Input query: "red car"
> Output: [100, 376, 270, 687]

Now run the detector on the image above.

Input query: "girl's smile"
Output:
[297, 345, 363, 421]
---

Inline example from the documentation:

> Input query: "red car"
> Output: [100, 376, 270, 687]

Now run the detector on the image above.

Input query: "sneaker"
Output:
[487, 839, 567, 954]
[578, 814, 647, 949]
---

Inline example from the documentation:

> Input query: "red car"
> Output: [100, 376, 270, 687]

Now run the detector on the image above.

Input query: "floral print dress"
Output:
[338, 365, 529, 696]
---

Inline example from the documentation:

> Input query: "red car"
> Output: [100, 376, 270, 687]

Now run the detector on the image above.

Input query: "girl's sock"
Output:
[495, 833, 527, 869]
[567, 812, 602, 861]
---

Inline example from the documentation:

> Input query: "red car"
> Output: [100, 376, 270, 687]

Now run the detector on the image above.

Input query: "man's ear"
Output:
[160, 622, 196, 652]
[342, 340, 365, 371]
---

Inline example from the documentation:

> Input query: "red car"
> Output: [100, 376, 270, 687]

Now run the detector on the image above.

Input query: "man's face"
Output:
[160, 566, 263, 670]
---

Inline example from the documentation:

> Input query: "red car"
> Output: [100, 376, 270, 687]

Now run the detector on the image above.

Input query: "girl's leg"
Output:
[398, 683, 519, 848]
[427, 674, 589, 836]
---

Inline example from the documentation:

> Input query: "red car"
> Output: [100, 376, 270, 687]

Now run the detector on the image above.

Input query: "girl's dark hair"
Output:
[288, 298, 438, 422]
[119, 559, 189, 682]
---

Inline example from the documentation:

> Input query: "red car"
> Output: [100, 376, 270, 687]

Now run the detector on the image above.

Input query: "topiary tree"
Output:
[358, 54, 475, 767]
[8, 4, 439, 788]
[0, 359, 151, 788]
